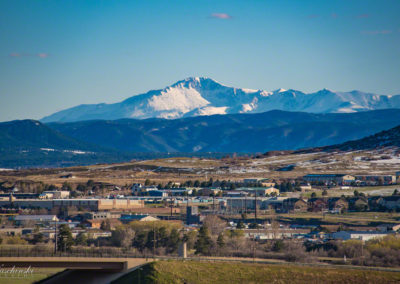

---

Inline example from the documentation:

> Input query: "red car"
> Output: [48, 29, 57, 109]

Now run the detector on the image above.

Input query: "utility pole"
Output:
[170, 190, 173, 218]
[254, 192, 257, 221]
[54, 220, 57, 254]
[245, 195, 247, 215]
[253, 233, 256, 263]
[153, 223, 156, 260]
[361, 239, 364, 265]
[212, 194, 215, 213]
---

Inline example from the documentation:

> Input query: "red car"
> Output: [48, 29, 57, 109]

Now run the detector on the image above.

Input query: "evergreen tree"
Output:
[57, 224, 74, 252]
[75, 232, 87, 246]
[32, 233, 44, 244]
[167, 228, 180, 253]
[62, 182, 72, 191]
[217, 233, 225, 248]
[236, 220, 245, 229]
[195, 225, 213, 255]
[249, 222, 259, 229]
[133, 232, 147, 252]
[158, 227, 168, 247]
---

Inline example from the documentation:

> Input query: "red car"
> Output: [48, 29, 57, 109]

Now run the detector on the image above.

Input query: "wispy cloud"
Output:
[9, 53, 49, 58]
[361, 30, 392, 35]
[37, 53, 49, 58]
[210, 13, 232, 20]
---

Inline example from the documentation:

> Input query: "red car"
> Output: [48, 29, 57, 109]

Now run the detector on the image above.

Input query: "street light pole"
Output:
[54, 220, 57, 254]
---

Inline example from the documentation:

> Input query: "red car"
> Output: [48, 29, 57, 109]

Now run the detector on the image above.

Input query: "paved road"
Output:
[39, 269, 126, 284]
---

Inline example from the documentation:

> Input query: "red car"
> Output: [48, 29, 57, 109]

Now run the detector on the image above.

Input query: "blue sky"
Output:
[1, 0, 399, 121]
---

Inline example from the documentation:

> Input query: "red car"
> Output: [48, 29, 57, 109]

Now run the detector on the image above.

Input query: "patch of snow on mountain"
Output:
[241, 88, 259, 94]
[148, 86, 209, 112]
[195, 106, 228, 116]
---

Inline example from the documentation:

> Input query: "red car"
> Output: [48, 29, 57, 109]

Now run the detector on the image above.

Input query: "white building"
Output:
[331, 231, 390, 241]
[14, 215, 59, 225]
[39, 190, 70, 199]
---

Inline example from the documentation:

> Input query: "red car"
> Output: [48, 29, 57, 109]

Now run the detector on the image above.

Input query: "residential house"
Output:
[368, 196, 384, 211]
[354, 175, 396, 186]
[120, 214, 159, 223]
[308, 198, 328, 212]
[328, 197, 349, 212]
[200, 187, 221, 196]
[84, 218, 121, 229]
[348, 197, 369, 211]
[235, 187, 279, 197]
[282, 198, 308, 213]
[377, 224, 400, 232]
[379, 196, 400, 210]
[303, 174, 355, 185]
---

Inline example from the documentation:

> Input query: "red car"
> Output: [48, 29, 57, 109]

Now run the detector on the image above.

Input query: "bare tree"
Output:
[202, 215, 226, 236]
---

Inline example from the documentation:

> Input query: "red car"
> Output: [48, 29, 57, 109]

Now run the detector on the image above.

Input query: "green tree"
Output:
[195, 225, 213, 255]
[32, 233, 44, 244]
[322, 190, 328, 196]
[75, 232, 88, 246]
[62, 182, 72, 191]
[217, 233, 225, 248]
[157, 227, 169, 247]
[100, 220, 111, 231]
[272, 240, 284, 252]
[236, 220, 245, 229]
[133, 232, 147, 253]
[311, 192, 317, 198]
[57, 224, 74, 252]
[182, 231, 197, 250]
[76, 183, 88, 194]
[167, 228, 180, 253]
[249, 223, 259, 229]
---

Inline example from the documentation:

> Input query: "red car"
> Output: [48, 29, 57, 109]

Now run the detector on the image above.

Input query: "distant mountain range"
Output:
[2, 109, 400, 168]
[41, 77, 400, 123]
[0, 120, 135, 168]
[306, 123, 400, 153]
[46, 109, 400, 153]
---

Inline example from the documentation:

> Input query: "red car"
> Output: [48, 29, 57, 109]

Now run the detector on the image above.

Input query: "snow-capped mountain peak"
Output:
[41, 78, 400, 123]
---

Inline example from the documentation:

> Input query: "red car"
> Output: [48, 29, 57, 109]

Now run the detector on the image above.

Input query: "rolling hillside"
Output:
[0, 120, 133, 168]
[48, 109, 400, 153]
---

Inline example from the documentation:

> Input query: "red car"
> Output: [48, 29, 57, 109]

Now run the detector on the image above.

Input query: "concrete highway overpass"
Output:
[0, 257, 150, 284]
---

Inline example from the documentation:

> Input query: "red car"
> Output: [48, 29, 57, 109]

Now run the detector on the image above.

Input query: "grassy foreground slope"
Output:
[114, 261, 400, 284]
[0, 268, 64, 284]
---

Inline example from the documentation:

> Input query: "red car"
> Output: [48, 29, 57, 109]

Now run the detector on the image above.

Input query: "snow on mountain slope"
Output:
[41, 77, 400, 122]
